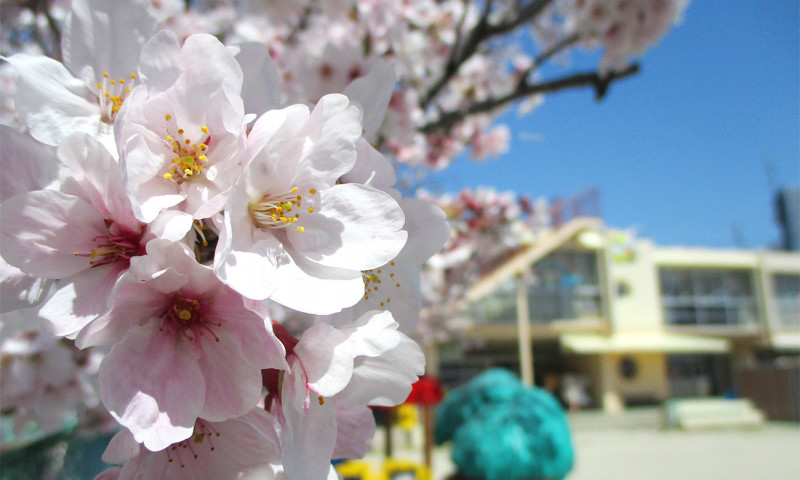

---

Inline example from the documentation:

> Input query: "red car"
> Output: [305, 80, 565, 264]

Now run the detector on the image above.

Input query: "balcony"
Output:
[469, 284, 603, 326]
[659, 268, 759, 332]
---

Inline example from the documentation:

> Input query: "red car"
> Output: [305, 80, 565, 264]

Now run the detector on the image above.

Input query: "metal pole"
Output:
[516, 273, 534, 386]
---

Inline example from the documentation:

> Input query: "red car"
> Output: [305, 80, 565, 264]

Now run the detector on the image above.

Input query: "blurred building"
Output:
[775, 186, 800, 251]
[435, 217, 800, 417]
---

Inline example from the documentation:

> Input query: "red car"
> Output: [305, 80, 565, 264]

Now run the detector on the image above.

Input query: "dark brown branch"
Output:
[419, 63, 640, 134]
[422, 0, 493, 108]
[528, 33, 580, 72]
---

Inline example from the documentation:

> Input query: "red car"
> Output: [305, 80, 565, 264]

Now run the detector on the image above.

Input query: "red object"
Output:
[405, 376, 444, 406]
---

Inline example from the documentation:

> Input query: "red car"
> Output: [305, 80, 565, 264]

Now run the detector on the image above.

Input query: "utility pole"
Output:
[516, 273, 534, 387]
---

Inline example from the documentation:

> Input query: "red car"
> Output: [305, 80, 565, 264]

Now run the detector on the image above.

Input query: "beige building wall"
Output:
[759, 250, 800, 349]
[596, 353, 669, 412]
[604, 236, 664, 333]
[566, 351, 669, 412]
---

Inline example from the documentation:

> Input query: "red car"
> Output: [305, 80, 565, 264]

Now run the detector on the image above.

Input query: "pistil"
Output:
[159, 295, 221, 343]
[161, 115, 212, 183]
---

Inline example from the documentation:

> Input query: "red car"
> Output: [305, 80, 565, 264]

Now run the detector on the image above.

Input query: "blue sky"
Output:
[427, 0, 799, 249]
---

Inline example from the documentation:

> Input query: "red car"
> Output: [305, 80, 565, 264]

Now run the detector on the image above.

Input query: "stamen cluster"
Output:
[158, 295, 220, 342]
[162, 116, 211, 183]
[249, 187, 318, 233]
[97, 72, 136, 123]
[165, 420, 220, 468]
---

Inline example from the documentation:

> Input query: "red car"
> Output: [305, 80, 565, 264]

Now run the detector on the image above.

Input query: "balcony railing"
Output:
[469, 285, 603, 325]
[662, 295, 758, 328]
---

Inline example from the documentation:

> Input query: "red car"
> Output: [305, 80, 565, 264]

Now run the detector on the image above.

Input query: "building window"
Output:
[659, 268, 757, 327]
[470, 250, 602, 325]
[773, 274, 800, 330]
[526, 250, 602, 322]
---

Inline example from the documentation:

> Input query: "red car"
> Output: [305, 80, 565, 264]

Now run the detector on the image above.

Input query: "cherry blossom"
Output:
[0, 133, 153, 336]
[77, 240, 287, 451]
[0, 308, 111, 437]
[331, 198, 450, 334]
[263, 311, 424, 480]
[115, 31, 246, 223]
[214, 94, 407, 314]
[0, 2, 689, 477]
[97, 408, 281, 480]
[6, 0, 156, 148]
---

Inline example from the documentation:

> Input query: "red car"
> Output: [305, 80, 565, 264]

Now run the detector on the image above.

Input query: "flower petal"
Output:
[268, 244, 364, 314]
[233, 42, 281, 117]
[280, 380, 338, 480]
[62, 0, 156, 87]
[0, 126, 58, 202]
[288, 183, 406, 270]
[39, 262, 125, 337]
[334, 334, 425, 407]
[196, 328, 266, 422]
[6, 54, 101, 146]
[100, 322, 205, 451]
[0, 190, 108, 278]
[57, 132, 139, 230]
[342, 61, 395, 141]
[281, 94, 361, 189]
[101, 429, 141, 465]
[331, 404, 376, 460]
[292, 323, 352, 398]
[0, 260, 52, 313]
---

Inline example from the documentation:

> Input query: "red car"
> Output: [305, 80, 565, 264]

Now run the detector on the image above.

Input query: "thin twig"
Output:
[419, 63, 640, 134]
[422, 0, 494, 108]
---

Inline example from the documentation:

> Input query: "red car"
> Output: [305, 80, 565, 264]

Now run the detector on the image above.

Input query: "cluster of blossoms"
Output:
[0, 0, 451, 478]
[414, 188, 550, 342]
[1, 0, 687, 170]
[550, 0, 689, 73]
[0, 0, 690, 477]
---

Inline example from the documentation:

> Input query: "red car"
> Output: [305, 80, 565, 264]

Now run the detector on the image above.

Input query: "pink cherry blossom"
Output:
[0, 133, 151, 336]
[98, 408, 281, 480]
[79, 240, 287, 451]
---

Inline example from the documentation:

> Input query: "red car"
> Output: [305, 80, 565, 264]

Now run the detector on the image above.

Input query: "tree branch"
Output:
[419, 63, 640, 134]
[488, 0, 553, 35]
[421, 0, 554, 108]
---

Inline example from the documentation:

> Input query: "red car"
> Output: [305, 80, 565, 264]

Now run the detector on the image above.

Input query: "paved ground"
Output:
[362, 408, 800, 480]
[566, 423, 800, 480]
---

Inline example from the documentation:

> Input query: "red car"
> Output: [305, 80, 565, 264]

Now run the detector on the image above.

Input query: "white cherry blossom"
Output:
[7, 0, 156, 147]
[115, 31, 246, 223]
[215, 94, 407, 314]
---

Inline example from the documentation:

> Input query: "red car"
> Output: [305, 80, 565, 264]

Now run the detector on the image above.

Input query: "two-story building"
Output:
[434, 217, 800, 415]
